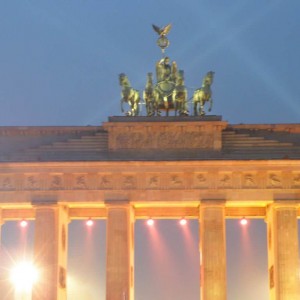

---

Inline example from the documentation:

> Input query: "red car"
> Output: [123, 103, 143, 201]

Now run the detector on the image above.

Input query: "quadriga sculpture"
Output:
[193, 71, 214, 116]
[171, 70, 188, 116]
[149, 57, 188, 116]
[143, 73, 156, 116]
[119, 73, 140, 116]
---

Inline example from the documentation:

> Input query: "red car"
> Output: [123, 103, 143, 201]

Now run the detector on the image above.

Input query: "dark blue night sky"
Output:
[0, 1, 300, 299]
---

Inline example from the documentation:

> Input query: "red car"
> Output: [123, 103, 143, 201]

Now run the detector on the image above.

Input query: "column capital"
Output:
[105, 200, 130, 207]
[104, 191, 129, 202]
[200, 199, 226, 208]
[0, 208, 3, 225]
[267, 201, 299, 210]
[31, 194, 58, 206]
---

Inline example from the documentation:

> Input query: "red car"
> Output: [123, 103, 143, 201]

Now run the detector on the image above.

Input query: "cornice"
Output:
[0, 126, 102, 136]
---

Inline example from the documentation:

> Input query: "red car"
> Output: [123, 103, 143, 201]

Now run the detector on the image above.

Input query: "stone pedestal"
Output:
[106, 202, 134, 300]
[32, 205, 69, 300]
[266, 203, 300, 300]
[200, 201, 226, 300]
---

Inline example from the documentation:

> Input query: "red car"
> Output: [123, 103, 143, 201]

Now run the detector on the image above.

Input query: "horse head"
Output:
[119, 73, 130, 87]
[203, 71, 214, 86]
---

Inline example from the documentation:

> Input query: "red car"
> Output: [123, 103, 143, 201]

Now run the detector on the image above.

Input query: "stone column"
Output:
[32, 204, 69, 300]
[200, 201, 226, 300]
[0, 208, 2, 245]
[106, 201, 134, 300]
[0, 209, 3, 262]
[0, 209, 5, 297]
[266, 203, 300, 300]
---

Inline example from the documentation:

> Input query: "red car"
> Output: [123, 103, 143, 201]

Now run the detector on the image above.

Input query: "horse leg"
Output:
[193, 102, 198, 116]
[200, 101, 205, 116]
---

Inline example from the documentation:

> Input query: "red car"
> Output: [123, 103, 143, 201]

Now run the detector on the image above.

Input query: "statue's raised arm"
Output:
[156, 57, 178, 83]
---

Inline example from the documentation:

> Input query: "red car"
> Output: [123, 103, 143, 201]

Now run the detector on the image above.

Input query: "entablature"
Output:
[0, 161, 300, 196]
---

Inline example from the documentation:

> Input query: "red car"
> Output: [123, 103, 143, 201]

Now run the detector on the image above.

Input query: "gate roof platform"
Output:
[1, 116, 300, 162]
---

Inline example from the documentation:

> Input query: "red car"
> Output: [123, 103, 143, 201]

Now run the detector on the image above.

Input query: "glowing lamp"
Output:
[147, 218, 154, 226]
[20, 220, 28, 228]
[179, 218, 187, 226]
[240, 217, 248, 226]
[10, 262, 38, 291]
[86, 219, 94, 227]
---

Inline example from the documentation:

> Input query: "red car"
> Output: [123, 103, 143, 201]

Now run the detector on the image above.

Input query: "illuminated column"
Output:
[266, 203, 300, 300]
[32, 204, 69, 300]
[106, 201, 134, 300]
[0, 208, 2, 244]
[0, 208, 6, 298]
[200, 201, 226, 300]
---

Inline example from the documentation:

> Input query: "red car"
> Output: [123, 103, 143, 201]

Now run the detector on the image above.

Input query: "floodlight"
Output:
[86, 218, 94, 227]
[179, 218, 187, 226]
[147, 218, 154, 226]
[240, 217, 248, 226]
[20, 219, 28, 228]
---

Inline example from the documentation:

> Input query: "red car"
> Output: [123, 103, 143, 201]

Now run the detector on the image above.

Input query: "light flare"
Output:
[10, 261, 38, 291]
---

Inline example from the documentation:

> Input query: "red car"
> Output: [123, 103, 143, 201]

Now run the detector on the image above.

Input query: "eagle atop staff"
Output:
[152, 24, 172, 54]
[152, 24, 172, 37]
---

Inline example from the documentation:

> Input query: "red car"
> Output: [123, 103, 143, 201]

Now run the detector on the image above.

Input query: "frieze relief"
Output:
[24, 174, 41, 190]
[73, 174, 88, 190]
[267, 173, 282, 188]
[146, 174, 160, 189]
[122, 175, 137, 189]
[242, 173, 257, 188]
[193, 173, 208, 189]
[98, 174, 114, 189]
[0, 175, 14, 190]
[218, 173, 233, 188]
[168, 173, 184, 189]
[49, 174, 64, 190]
[115, 131, 214, 149]
[1, 170, 300, 192]
[292, 173, 300, 188]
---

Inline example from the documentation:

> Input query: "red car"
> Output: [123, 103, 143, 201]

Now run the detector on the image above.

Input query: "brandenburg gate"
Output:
[0, 117, 299, 300]
[0, 24, 299, 300]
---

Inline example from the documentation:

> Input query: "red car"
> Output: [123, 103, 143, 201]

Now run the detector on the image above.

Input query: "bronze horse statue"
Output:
[143, 73, 156, 116]
[171, 70, 188, 116]
[193, 71, 214, 116]
[119, 73, 140, 116]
